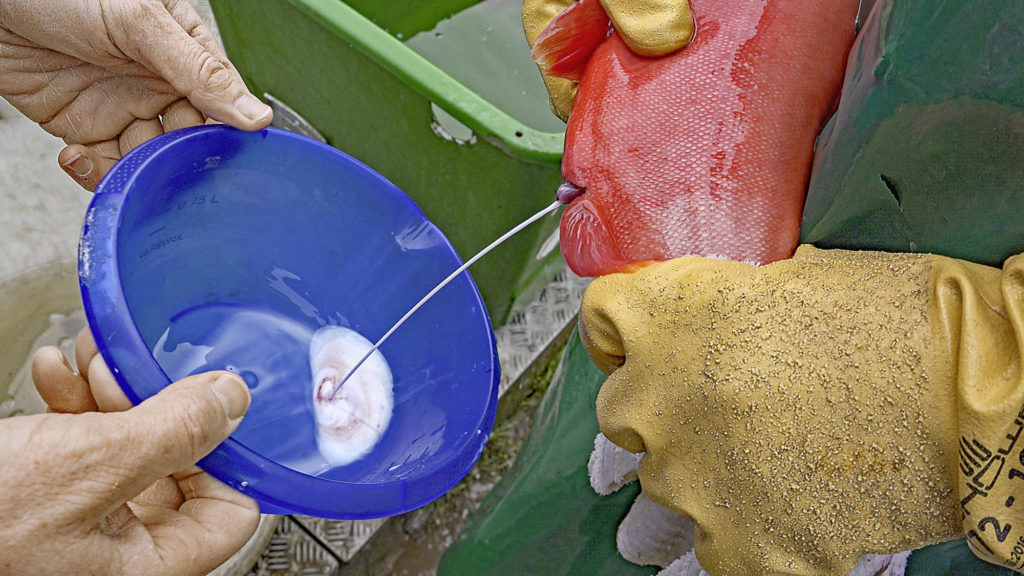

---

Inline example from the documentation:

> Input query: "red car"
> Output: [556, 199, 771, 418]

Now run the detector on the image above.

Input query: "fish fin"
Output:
[531, 0, 611, 82]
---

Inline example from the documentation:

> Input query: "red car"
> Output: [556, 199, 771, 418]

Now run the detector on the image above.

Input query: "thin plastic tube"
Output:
[329, 199, 565, 399]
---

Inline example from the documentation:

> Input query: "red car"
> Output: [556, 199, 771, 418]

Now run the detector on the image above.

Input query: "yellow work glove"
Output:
[579, 245, 1024, 576]
[522, 0, 695, 120]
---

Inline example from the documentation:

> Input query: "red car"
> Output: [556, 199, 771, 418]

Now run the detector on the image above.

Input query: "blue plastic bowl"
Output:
[79, 125, 500, 518]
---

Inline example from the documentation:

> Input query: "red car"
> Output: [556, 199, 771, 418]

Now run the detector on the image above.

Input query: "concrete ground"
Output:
[0, 98, 91, 283]
[0, 99, 92, 419]
[0, 0, 217, 283]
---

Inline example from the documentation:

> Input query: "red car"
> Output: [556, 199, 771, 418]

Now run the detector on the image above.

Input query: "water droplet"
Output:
[239, 370, 259, 388]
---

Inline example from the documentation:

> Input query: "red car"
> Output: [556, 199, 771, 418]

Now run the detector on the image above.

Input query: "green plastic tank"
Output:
[209, 0, 566, 325]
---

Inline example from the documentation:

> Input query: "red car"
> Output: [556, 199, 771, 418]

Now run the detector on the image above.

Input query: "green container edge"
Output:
[284, 0, 564, 165]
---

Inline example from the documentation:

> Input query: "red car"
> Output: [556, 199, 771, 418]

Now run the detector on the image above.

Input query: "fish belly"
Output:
[559, 0, 859, 276]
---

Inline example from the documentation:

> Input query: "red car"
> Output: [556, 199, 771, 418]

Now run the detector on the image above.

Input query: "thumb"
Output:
[116, 2, 272, 130]
[579, 270, 657, 454]
[105, 371, 251, 503]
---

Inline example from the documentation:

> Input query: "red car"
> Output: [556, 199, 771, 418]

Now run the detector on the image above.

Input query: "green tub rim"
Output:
[287, 0, 565, 164]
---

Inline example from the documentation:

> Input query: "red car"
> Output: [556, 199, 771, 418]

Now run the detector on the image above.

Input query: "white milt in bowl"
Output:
[309, 326, 394, 466]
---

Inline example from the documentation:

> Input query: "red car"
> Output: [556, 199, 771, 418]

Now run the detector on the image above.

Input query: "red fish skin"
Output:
[557, 0, 859, 277]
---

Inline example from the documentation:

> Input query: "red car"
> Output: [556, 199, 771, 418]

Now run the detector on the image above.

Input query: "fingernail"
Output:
[211, 373, 250, 422]
[234, 94, 272, 123]
[61, 153, 93, 178]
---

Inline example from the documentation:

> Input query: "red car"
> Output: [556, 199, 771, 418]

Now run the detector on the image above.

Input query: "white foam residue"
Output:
[152, 327, 214, 376]
[78, 205, 98, 283]
[395, 221, 444, 251]
[267, 267, 324, 324]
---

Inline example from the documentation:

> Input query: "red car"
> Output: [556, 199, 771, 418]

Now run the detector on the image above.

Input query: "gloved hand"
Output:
[0, 0, 273, 190]
[0, 329, 259, 575]
[579, 245, 1024, 576]
[522, 0, 695, 120]
[589, 432, 913, 576]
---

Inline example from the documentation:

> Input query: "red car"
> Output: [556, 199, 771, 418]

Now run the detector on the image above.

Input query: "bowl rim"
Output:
[78, 125, 501, 518]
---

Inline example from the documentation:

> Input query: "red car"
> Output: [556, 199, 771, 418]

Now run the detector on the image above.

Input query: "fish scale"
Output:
[547, 0, 860, 276]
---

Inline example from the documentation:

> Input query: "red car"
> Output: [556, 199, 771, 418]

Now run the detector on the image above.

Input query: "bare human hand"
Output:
[0, 330, 259, 575]
[0, 0, 273, 190]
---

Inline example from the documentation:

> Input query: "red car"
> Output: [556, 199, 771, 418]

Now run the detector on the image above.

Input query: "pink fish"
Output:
[534, 0, 860, 276]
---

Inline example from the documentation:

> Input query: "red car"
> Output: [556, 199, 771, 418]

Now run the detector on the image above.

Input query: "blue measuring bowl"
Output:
[79, 125, 500, 518]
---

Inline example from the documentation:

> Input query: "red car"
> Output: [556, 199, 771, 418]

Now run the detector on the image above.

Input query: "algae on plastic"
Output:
[801, 0, 1024, 267]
